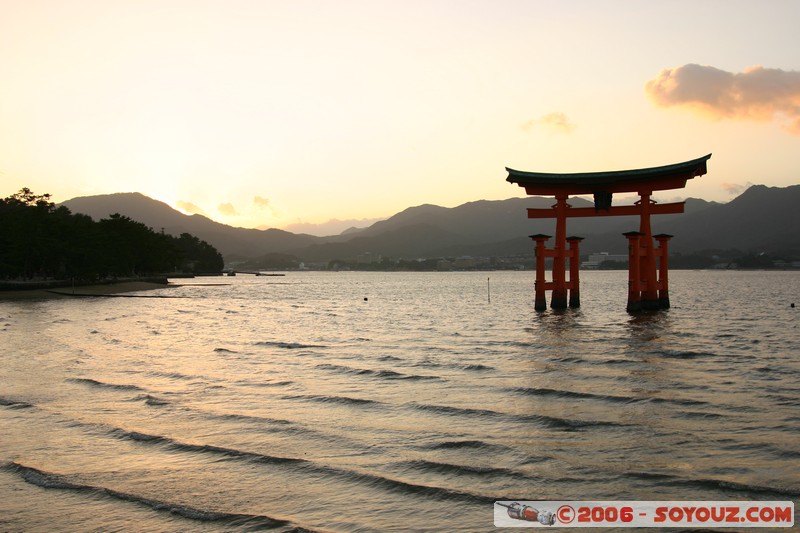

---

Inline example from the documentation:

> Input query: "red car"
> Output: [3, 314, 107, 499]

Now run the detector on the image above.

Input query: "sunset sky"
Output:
[2, 0, 799, 231]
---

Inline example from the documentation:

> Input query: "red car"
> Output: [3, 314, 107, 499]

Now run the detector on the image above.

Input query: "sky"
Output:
[2, 0, 800, 232]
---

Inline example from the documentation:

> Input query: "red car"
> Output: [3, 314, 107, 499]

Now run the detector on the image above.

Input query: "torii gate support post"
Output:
[550, 195, 569, 309]
[624, 231, 643, 312]
[567, 236, 583, 308]
[637, 192, 661, 310]
[530, 234, 551, 311]
[655, 234, 673, 308]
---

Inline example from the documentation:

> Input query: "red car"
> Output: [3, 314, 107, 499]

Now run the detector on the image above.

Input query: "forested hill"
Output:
[1, 188, 223, 281]
[62, 192, 320, 259]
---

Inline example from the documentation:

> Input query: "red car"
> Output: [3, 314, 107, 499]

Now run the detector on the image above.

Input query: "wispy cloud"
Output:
[176, 200, 207, 216]
[253, 196, 270, 208]
[521, 112, 576, 134]
[646, 64, 800, 134]
[218, 202, 238, 216]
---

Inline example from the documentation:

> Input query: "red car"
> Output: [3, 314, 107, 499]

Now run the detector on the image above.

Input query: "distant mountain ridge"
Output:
[61, 193, 321, 258]
[60, 184, 800, 262]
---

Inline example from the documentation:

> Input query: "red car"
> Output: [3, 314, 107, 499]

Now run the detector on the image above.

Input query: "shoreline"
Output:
[0, 281, 174, 300]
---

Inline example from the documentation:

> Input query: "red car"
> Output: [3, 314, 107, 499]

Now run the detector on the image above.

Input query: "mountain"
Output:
[655, 184, 800, 253]
[60, 185, 800, 264]
[289, 195, 722, 259]
[61, 193, 322, 258]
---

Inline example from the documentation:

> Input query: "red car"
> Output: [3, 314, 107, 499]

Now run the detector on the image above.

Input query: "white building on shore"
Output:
[582, 252, 628, 269]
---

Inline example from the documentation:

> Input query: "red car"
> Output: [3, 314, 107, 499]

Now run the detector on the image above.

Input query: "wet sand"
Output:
[0, 281, 174, 300]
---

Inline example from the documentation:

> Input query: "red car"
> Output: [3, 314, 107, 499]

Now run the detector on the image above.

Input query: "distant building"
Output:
[582, 252, 628, 269]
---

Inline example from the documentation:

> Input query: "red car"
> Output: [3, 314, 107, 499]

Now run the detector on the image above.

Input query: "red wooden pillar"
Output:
[654, 233, 673, 309]
[637, 191, 660, 310]
[551, 195, 569, 309]
[567, 236, 583, 308]
[530, 234, 551, 311]
[624, 231, 643, 312]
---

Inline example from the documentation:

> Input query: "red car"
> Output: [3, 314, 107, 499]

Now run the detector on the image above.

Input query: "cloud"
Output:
[218, 202, 238, 216]
[521, 112, 576, 133]
[645, 64, 800, 134]
[176, 200, 207, 216]
[721, 182, 753, 196]
[253, 196, 270, 208]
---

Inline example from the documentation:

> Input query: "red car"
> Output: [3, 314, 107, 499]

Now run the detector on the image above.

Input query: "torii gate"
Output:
[506, 154, 711, 312]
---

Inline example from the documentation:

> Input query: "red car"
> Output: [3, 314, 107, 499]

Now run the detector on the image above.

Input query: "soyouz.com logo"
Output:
[493, 501, 794, 528]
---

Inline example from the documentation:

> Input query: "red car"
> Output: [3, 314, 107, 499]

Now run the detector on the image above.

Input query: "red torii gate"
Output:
[506, 154, 711, 312]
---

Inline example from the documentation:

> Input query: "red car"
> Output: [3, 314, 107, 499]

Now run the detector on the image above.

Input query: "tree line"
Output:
[0, 188, 224, 281]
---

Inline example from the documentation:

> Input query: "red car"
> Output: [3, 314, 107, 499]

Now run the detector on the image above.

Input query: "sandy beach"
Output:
[0, 281, 174, 300]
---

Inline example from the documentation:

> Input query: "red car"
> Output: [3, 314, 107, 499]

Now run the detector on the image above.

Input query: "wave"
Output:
[409, 402, 498, 419]
[147, 371, 202, 381]
[655, 349, 715, 359]
[211, 412, 294, 426]
[0, 397, 34, 409]
[621, 470, 800, 497]
[209, 411, 365, 446]
[550, 356, 587, 364]
[508, 386, 709, 407]
[1, 462, 293, 529]
[680, 410, 728, 419]
[236, 379, 295, 388]
[102, 429, 490, 504]
[128, 394, 170, 406]
[595, 358, 640, 366]
[508, 386, 641, 404]
[762, 393, 800, 407]
[520, 413, 628, 430]
[423, 440, 499, 451]
[115, 397, 352, 445]
[719, 441, 800, 460]
[72, 412, 322, 450]
[676, 477, 800, 498]
[213, 347, 239, 354]
[396, 459, 517, 478]
[66, 378, 144, 391]
[315, 363, 440, 381]
[648, 396, 709, 407]
[108, 428, 308, 466]
[411, 360, 496, 372]
[407, 402, 626, 430]
[254, 341, 327, 350]
[307, 463, 492, 505]
[622, 471, 677, 482]
[282, 393, 381, 406]
[462, 364, 494, 371]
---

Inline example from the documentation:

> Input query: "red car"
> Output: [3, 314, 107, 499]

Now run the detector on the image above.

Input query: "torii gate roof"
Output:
[506, 154, 711, 195]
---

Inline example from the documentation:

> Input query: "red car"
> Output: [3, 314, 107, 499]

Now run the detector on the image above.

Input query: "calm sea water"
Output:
[1, 270, 798, 532]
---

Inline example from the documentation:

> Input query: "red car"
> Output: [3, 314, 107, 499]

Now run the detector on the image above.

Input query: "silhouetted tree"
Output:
[173, 233, 224, 273]
[1, 188, 224, 281]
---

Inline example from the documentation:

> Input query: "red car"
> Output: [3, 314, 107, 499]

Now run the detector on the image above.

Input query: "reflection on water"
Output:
[1, 270, 798, 532]
[536, 307, 583, 328]
[626, 310, 671, 342]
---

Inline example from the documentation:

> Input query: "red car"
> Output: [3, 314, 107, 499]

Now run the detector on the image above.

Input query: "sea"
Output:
[1, 270, 798, 532]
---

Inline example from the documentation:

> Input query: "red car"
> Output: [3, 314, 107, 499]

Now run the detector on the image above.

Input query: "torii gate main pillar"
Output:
[506, 154, 711, 312]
